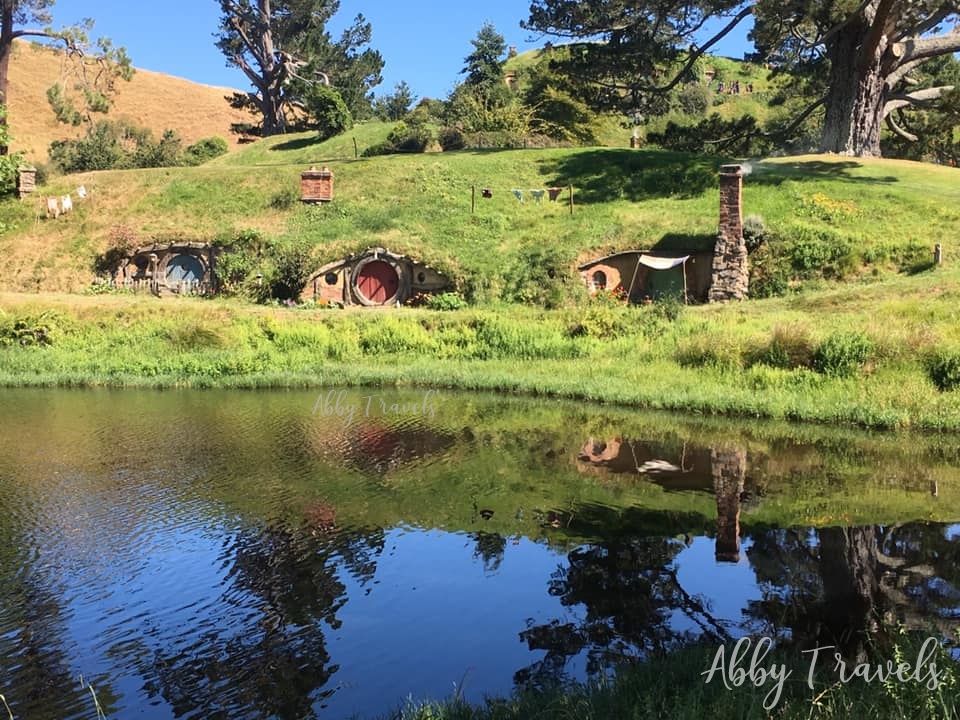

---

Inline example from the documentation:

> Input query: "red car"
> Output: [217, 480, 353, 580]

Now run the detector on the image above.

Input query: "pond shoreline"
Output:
[1, 279, 959, 432]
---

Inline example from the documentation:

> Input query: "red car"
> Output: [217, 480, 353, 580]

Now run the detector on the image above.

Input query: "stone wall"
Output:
[708, 164, 749, 302]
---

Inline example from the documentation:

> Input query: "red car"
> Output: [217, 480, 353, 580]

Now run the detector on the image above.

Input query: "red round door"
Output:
[355, 260, 399, 304]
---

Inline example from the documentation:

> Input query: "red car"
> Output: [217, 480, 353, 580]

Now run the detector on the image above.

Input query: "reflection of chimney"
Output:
[708, 164, 749, 302]
[711, 447, 746, 563]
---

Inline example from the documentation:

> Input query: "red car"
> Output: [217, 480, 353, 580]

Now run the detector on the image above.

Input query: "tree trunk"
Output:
[259, 89, 286, 137]
[820, 23, 888, 157]
[0, 1, 13, 156]
[818, 526, 880, 659]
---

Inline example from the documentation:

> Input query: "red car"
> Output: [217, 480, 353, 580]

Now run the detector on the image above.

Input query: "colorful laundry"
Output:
[511, 189, 524, 203]
[530, 189, 546, 204]
[547, 187, 563, 202]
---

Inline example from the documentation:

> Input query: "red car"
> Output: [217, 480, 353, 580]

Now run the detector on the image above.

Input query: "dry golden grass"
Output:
[6, 40, 252, 162]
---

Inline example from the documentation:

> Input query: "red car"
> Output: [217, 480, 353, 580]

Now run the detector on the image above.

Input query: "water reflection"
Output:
[0, 389, 959, 719]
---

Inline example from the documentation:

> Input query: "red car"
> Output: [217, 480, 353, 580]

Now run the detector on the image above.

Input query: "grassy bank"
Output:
[390, 631, 960, 720]
[2, 123, 959, 297]
[3, 263, 960, 430]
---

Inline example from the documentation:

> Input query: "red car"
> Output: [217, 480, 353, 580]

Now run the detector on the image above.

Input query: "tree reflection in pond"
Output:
[136, 522, 386, 719]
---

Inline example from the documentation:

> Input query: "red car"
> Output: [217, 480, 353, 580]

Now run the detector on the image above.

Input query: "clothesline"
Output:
[473, 185, 571, 203]
[470, 183, 575, 214]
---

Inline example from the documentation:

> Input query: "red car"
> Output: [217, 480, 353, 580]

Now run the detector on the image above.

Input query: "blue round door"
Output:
[165, 255, 204, 286]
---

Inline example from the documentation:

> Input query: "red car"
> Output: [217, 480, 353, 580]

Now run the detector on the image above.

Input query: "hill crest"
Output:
[6, 40, 253, 162]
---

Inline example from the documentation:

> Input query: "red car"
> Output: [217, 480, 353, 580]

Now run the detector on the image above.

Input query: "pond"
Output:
[1, 388, 959, 719]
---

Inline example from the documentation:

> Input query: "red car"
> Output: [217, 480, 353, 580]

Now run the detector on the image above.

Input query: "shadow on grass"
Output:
[651, 232, 718, 253]
[538, 149, 727, 204]
[750, 160, 899, 186]
[270, 136, 325, 152]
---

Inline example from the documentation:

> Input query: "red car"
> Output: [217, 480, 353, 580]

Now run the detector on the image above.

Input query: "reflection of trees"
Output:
[516, 527, 729, 686]
[0, 569, 94, 720]
[0, 478, 115, 720]
[746, 523, 960, 659]
[138, 522, 385, 719]
[471, 532, 507, 572]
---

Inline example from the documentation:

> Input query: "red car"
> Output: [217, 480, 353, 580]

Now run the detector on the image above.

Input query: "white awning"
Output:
[639, 254, 689, 270]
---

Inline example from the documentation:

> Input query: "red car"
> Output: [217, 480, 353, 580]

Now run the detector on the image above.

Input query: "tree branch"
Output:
[885, 112, 918, 141]
[893, 25, 960, 67]
[10, 27, 56, 40]
[894, 5, 955, 41]
[883, 85, 955, 115]
[819, 0, 877, 47]
[765, 95, 828, 140]
[651, 6, 753, 95]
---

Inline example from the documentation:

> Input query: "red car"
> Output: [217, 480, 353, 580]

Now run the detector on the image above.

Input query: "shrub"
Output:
[812, 332, 872, 377]
[927, 348, 960, 391]
[0, 312, 60, 346]
[742, 214, 767, 253]
[304, 85, 353, 140]
[49, 120, 189, 172]
[676, 334, 743, 370]
[93, 224, 140, 277]
[425, 292, 468, 311]
[675, 83, 712, 116]
[438, 126, 466, 151]
[783, 224, 859, 280]
[266, 239, 316, 300]
[182, 136, 229, 166]
[503, 245, 584, 309]
[752, 325, 815, 369]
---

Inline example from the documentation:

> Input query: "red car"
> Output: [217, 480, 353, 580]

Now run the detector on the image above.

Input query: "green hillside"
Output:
[0, 120, 958, 296]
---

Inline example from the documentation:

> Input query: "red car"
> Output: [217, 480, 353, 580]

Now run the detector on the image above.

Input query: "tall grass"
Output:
[389, 631, 960, 720]
[3, 268, 960, 430]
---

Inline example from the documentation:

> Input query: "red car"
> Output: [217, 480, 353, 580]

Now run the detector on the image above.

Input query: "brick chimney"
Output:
[708, 164, 749, 302]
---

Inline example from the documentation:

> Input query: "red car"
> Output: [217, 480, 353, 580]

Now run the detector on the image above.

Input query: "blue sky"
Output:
[48, 1, 753, 101]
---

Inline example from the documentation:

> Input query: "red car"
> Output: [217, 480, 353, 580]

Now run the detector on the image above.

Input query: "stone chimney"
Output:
[708, 164, 749, 302]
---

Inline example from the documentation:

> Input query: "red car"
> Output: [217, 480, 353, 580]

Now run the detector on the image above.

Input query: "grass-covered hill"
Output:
[5, 40, 252, 162]
[0, 119, 958, 298]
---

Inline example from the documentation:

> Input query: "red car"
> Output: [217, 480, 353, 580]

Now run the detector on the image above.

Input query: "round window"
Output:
[324, 272, 338, 285]
[592, 270, 608, 290]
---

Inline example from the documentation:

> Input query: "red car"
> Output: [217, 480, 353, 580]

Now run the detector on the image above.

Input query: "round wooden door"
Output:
[355, 260, 399, 304]
[165, 254, 204, 288]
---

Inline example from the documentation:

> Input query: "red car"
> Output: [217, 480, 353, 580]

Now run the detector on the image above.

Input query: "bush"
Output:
[49, 120, 189, 172]
[783, 224, 859, 280]
[504, 245, 584, 309]
[438, 126, 466, 151]
[927, 348, 960, 391]
[182, 136, 229, 166]
[362, 120, 435, 156]
[675, 83, 712, 116]
[424, 292, 467, 311]
[812, 332, 872, 377]
[749, 325, 815, 369]
[676, 334, 743, 370]
[742, 214, 767, 253]
[304, 85, 353, 140]
[266, 239, 316, 300]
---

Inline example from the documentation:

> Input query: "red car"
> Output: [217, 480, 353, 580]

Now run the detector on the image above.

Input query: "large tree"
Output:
[1, 1, 132, 155]
[215, 0, 383, 136]
[524, 0, 960, 157]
